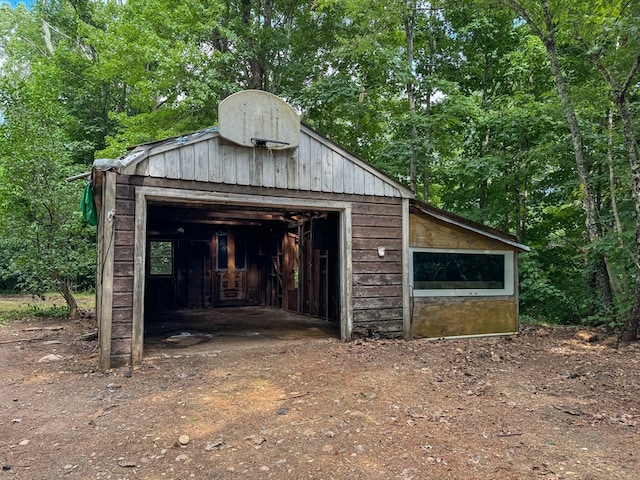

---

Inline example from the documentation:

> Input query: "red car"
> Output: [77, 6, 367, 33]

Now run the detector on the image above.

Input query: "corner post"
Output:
[131, 189, 147, 366]
[98, 171, 117, 371]
[402, 198, 412, 340]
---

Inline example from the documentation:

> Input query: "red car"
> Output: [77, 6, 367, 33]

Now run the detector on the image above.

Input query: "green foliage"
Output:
[0, 292, 95, 323]
[1, 0, 638, 329]
[0, 5, 96, 304]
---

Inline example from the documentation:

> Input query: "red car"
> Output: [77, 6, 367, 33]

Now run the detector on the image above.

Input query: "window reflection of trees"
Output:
[413, 252, 505, 289]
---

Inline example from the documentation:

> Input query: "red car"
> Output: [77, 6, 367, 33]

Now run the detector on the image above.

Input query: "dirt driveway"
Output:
[1, 315, 639, 480]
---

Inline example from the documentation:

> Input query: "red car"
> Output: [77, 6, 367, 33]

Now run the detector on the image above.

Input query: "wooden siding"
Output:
[351, 201, 404, 337]
[109, 175, 136, 366]
[412, 298, 518, 337]
[105, 177, 406, 364]
[409, 211, 520, 338]
[410, 213, 511, 250]
[127, 130, 407, 198]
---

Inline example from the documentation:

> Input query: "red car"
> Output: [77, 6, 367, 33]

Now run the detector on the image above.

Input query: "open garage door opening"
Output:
[143, 201, 341, 348]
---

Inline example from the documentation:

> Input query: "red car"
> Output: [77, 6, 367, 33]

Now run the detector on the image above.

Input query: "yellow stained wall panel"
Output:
[410, 213, 508, 250]
[412, 298, 518, 338]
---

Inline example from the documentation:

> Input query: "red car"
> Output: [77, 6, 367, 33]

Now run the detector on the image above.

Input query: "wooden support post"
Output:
[99, 171, 117, 371]
[402, 198, 412, 340]
[131, 189, 147, 366]
[340, 206, 353, 341]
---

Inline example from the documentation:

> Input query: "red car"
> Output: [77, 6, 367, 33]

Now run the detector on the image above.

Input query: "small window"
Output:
[235, 233, 247, 270]
[217, 233, 229, 270]
[149, 241, 173, 276]
[217, 232, 247, 271]
[410, 248, 514, 296]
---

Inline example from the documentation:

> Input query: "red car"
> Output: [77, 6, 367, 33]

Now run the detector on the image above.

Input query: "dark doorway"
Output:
[144, 203, 341, 340]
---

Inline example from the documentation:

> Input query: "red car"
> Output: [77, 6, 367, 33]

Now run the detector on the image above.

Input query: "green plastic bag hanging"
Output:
[80, 182, 98, 226]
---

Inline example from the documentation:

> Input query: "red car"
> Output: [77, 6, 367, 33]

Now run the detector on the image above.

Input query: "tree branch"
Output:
[620, 53, 640, 99]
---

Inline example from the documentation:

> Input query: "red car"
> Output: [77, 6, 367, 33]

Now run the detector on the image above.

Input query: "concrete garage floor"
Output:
[144, 306, 340, 357]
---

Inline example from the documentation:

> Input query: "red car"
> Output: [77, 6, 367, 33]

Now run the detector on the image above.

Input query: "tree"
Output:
[570, 0, 640, 339]
[0, 79, 95, 318]
[500, 0, 616, 325]
[0, 3, 95, 318]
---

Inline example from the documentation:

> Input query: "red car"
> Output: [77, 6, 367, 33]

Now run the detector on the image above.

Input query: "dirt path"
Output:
[1, 317, 638, 479]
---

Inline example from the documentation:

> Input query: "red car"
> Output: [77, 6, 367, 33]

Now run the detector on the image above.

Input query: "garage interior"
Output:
[143, 201, 341, 346]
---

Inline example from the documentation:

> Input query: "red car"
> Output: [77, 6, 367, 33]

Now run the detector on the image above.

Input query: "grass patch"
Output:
[0, 292, 94, 324]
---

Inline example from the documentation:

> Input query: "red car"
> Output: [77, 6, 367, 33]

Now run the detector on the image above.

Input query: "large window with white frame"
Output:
[410, 248, 514, 297]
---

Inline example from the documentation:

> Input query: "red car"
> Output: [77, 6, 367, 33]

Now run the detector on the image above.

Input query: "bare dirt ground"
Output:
[1, 313, 639, 480]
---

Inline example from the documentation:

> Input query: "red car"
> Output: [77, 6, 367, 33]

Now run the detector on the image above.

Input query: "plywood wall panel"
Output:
[352, 284, 403, 298]
[352, 214, 401, 228]
[297, 137, 311, 190]
[310, 138, 322, 191]
[274, 150, 288, 189]
[113, 276, 134, 293]
[352, 248, 402, 263]
[115, 230, 134, 246]
[165, 151, 181, 179]
[112, 307, 132, 323]
[221, 145, 237, 184]
[352, 260, 403, 275]
[208, 140, 222, 183]
[410, 213, 507, 250]
[117, 199, 135, 216]
[321, 145, 333, 192]
[194, 141, 209, 181]
[115, 215, 135, 232]
[352, 308, 404, 323]
[412, 298, 518, 338]
[249, 149, 263, 185]
[352, 226, 402, 239]
[236, 148, 251, 186]
[353, 296, 403, 310]
[262, 150, 275, 188]
[287, 151, 299, 190]
[114, 181, 134, 199]
[113, 292, 133, 308]
[352, 273, 403, 287]
[113, 261, 134, 277]
[146, 154, 165, 177]
[332, 153, 344, 194]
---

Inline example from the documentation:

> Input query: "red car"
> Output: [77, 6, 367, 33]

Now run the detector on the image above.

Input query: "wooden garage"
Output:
[92, 91, 413, 369]
[91, 90, 528, 370]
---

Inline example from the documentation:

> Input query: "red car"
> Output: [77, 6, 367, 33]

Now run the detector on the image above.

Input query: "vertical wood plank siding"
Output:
[128, 130, 404, 198]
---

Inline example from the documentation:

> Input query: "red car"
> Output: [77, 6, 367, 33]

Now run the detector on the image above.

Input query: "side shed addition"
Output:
[93, 90, 414, 369]
[409, 202, 529, 338]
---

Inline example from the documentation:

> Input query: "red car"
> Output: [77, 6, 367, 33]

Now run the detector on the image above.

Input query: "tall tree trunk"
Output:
[615, 94, 640, 340]
[605, 107, 627, 299]
[504, 0, 614, 314]
[403, 3, 418, 194]
[588, 46, 640, 339]
[607, 109, 623, 237]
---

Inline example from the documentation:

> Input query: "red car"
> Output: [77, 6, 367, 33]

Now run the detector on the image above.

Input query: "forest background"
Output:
[1, 0, 639, 339]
